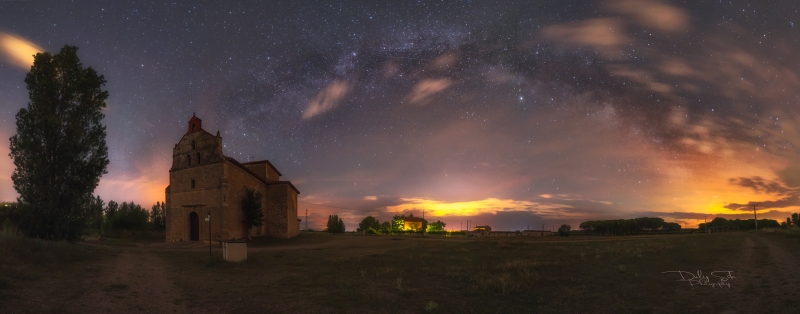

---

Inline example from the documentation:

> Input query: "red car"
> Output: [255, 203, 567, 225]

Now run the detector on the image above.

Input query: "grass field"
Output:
[2, 230, 798, 313]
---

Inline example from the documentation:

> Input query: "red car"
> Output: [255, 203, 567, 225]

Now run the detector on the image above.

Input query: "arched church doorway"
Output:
[189, 212, 199, 241]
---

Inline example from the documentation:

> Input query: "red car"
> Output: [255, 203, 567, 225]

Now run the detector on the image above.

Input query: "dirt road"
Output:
[717, 234, 800, 313]
[73, 249, 188, 313]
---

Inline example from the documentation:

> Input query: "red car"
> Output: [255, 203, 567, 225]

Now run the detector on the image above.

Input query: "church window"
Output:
[188, 155, 192, 166]
[191, 140, 196, 150]
[196, 152, 201, 164]
[191, 124, 196, 132]
[191, 179, 196, 189]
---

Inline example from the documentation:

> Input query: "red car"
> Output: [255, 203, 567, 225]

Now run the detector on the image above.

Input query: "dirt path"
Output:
[715, 234, 799, 313]
[75, 249, 188, 313]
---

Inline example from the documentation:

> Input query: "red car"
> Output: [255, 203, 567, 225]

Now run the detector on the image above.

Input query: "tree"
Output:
[791, 213, 799, 227]
[87, 195, 105, 230]
[105, 200, 119, 220]
[9, 45, 109, 241]
[558, 224, 571, 237]
[426, 220, 446, 232]
[150, 201, 166, 231]
[379, 221, 391, 232]
[662, 222, 681, 231]
[241, 188, 264, 239]
[392, 215, 405, 231]
[110, 201, 149, 231]
[326, 215, 345, 233]
[358, 216, 380, 233]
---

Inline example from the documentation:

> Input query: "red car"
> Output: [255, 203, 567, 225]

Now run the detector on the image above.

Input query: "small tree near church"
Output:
[241, 188, 264, 239]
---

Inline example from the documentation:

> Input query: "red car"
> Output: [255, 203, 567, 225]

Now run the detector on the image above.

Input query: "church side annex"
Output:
[165, 114, 300, 242]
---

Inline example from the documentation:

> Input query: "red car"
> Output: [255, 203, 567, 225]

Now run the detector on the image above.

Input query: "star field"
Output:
[1, 1, 799, 230]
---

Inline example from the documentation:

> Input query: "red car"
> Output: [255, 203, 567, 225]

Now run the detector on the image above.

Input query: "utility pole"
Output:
[305, 208, 308, 231]
[704, 215, 707, 233]
[752, 204, 758, 230]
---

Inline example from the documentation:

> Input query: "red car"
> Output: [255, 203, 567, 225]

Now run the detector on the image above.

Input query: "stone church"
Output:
[165, 114, 300, 242]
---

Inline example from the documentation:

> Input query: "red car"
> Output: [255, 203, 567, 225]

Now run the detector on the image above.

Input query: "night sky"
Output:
[1, 1, 799, 231]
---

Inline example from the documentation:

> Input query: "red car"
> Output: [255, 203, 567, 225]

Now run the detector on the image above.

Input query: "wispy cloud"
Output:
[406, 78, 452, 105]
[0, 32, 43, 70]
[605, 0, 690, 33]
[540, 18, 629, 58]
[302, 80, 352, 119]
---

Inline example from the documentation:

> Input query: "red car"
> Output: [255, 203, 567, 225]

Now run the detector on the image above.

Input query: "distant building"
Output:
[522, 229, 553, 237]
[403, 213, 424, 231]
[165, 114, 300, 243]
[473, 225, 492, 236]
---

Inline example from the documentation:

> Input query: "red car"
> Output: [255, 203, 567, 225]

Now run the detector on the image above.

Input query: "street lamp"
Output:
[206, 212, 211, 259]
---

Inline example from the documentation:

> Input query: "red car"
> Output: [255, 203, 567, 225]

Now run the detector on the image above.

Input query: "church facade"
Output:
[165, 114, 300, 242]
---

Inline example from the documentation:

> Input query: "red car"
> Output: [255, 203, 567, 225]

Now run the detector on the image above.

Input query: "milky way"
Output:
[1, 1, 799, 230]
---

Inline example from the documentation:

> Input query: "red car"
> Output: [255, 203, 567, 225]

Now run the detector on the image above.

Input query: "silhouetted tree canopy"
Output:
[358, 216, 380, 233]
[150, 201, 166, 231]
[326, 214, 345, 233]
[698, 217, 779, 231]
[558, 224, 571, 237]
[579, 217, 683, 235]
[87, 195, 105, 230]
[9, 45, 109, 242]
[109, 201, 149, 231]
[427, 220, 446, 232]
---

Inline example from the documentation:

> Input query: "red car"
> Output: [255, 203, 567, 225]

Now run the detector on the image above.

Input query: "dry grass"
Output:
[0, 227, 114, 313]
[4, 230, 795, 313]
[158, 232, 754, 313]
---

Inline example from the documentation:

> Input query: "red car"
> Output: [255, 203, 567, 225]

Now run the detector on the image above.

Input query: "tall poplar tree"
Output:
[8, 45, 109, 241]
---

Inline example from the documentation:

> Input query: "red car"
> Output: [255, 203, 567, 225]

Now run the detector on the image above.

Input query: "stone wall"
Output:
[263, 183, 299, 238]
[223, 160, 268, 239]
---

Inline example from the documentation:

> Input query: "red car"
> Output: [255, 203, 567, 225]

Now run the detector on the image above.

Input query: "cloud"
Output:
[0, 32, 43, 70]
[729, 177, 793, 196]
[724, 196, 800, 211]
[540, 18, 629, 58]
[92, 174, 167, 206]
[406, 78, 452, 105]
[605, 0, 690, 33]
[363, 195, 377, 201]
[302, 80, 352, 119]
[778, 163, 800, 188]
[722, 176, 800, 211]
[430, 52, 458, 70]
[607, 65, 673, 94]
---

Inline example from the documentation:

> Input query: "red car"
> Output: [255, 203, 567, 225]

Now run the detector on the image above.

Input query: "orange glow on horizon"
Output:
[385, 197, 578, 218]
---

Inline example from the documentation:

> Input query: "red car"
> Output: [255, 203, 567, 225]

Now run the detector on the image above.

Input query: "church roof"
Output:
[404, 214, 424, 222]
[224, 156, 300, 194]
[241, 159, 283, 176]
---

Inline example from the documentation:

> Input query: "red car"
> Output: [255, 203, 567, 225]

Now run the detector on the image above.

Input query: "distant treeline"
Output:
[578, 217, 681, 236]
[698, 217, 779, 231]
[1, 197, 166, 238]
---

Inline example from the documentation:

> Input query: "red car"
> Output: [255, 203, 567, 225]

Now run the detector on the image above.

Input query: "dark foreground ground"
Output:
[2, 229, 799, 313]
